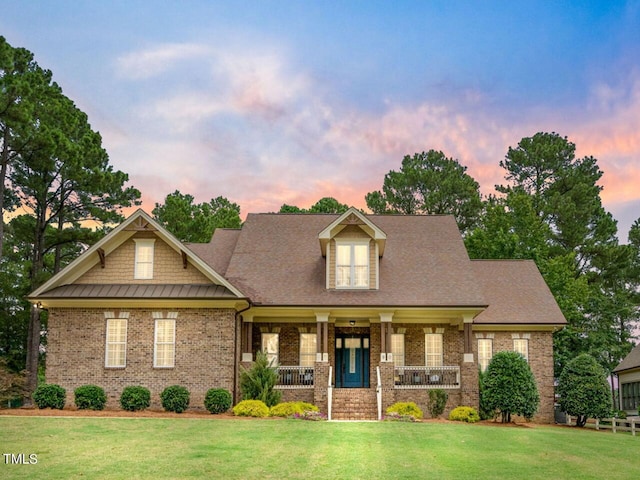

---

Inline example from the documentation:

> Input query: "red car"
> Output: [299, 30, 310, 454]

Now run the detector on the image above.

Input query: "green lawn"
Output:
[0, 417, 637, 479]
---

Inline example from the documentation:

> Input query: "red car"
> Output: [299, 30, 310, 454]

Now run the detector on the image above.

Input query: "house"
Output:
[614, 343, 640, 415]
[29, 208, 565, 421]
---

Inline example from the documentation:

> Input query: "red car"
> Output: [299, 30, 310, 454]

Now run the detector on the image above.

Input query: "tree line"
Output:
[1, 36, 638, 403]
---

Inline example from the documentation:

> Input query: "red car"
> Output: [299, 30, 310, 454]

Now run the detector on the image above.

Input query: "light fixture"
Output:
[349, 320, 356, 326]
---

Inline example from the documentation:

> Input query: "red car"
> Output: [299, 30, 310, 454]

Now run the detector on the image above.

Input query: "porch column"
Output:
[460, 314, 479, 409]
[379, 312, 393, 362]
[315, 312, 329, 363]
[242, 313, 254, 362]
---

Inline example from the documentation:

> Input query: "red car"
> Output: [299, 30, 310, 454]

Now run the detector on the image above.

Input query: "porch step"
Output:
[331, 388, 378, 420]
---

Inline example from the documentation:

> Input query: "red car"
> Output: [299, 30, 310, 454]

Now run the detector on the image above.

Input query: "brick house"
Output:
[29, 208, 565, 421]
[614, 343, 640, 415]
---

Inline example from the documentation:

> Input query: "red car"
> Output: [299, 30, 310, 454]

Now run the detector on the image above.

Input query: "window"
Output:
[336, 242, 369, 288]
[134, 239, 155, 279]
[262, 333, 279, 366]
[514, 338, 529, 361]
[154, 319, 175, 368]
[425, 333, 443, 367]
[299, 333, 316, 367]
[105, 319, 127, 367]
[621, 381, 640, 411]
[478, 339, 493, 372]
[391, 334, 405, 367]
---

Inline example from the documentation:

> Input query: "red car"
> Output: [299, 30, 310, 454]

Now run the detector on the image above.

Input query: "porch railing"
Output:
[276, 366, 315, 389]
[394, 366, 460, 389]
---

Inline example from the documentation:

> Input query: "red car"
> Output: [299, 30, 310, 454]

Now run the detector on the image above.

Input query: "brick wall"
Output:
[77, 233, 211, 285]
[47, 307, 237, 410]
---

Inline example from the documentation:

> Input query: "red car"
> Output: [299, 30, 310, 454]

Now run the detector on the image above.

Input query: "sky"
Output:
[2, 1, 640, 240]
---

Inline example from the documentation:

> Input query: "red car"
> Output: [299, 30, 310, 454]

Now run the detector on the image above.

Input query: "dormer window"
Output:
[336, 241, 369, 288]
[134, 239, 155, 279]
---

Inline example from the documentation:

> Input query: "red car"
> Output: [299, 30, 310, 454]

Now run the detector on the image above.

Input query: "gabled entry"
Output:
[335, 334, 370, 388]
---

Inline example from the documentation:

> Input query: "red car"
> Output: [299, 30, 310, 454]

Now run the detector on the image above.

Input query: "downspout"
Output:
[233, 301, 253, 405]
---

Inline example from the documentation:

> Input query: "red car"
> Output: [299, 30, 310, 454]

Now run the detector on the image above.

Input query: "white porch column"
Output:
[315, 312, 330, 363]
[379, 312, 393, 362]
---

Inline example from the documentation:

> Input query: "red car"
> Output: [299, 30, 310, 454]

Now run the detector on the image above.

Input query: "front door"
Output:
[335, 335, 370, 388]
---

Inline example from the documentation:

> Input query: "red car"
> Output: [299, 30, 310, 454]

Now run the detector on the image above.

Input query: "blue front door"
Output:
[335, 335, 370, 388]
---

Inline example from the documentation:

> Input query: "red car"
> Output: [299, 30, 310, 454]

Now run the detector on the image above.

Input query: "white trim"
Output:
[105, 318, 127, 368]
[335, 239, 370, 289]
[154, 318, 176, 368]
[134, 239, 155, 279]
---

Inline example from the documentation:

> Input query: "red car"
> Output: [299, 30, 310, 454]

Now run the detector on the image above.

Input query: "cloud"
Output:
[115, 43, 211, 80]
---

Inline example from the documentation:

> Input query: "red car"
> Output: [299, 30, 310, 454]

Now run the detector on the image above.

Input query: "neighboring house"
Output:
[614, 343, 640, 415]
[29, 208, 565, 421]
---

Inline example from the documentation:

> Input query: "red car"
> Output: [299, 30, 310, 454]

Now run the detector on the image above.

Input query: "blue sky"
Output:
[2, 1, 640, 239]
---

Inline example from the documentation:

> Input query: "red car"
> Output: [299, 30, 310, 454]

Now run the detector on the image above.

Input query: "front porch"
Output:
[239, 311, 478, 420]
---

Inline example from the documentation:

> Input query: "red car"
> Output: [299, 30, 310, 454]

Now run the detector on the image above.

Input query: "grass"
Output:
[1, 417, 638, 479]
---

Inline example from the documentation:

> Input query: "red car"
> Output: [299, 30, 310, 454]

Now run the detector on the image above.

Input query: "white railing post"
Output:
[327, 366, 333, 421]
[376, 366, 382, 421]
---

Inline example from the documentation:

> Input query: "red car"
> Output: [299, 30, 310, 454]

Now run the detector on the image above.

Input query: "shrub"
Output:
[614, 410, 627, 419]
[294, 410, 327, 421]
[386, 401, 423, 420]
[449, 406, 480, 423]
[233, 399, 269, 417]
[384, 412, 417, 422]
[204, 388, 233, 414]
[428, 389, 448, 418]
[74, 385, 106, 410]
[160, 385, 190, 413]
[482, 351, 539, 423]
[32, 384, 66, 409]
[270, 401, 319, 417]
[120, 386, 151, 411]
[478, 368, 496, 420]
[557, 354, 611, 427]
[239, 351, 281, 407]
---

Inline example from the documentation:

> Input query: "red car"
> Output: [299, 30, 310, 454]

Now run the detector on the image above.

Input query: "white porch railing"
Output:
[276, 366, 315, 389]
[376, 366, 382, 420]
[394, 366, 460, 389]
[327, 366, 333, 421]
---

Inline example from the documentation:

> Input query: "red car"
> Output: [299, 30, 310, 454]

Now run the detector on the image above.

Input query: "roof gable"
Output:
[30, 209, 245, 300]
[318, 207, 386, 256]
[614, 343, 640, 373]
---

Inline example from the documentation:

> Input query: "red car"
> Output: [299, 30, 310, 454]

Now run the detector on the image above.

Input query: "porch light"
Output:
[349, 320, 356, 326]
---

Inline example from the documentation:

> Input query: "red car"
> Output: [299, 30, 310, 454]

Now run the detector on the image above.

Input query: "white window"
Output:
[261, 333, 279, 366]
[478, 339, 493, 372]
[299, 333, 316, 367]
[425, 333, 443, 367]
[514, 338, 529, 361]
[134, 239, 155, 279]
[391, 333, 405, 367]
[336, 242, 369, 288]
[154, 319, 175, 368]
[105, 319, 127, 367]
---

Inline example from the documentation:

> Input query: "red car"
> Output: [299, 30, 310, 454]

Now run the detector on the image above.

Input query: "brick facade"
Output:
[47, 307, 237, 409]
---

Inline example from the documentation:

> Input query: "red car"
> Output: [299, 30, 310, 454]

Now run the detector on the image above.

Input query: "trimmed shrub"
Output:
[32, 384, 66, 409]
[270, 401, 319, 418]
[204, 388, 233, 414]
[120, 386, 151, 412]
[384, 412, 417, 422]
[239, 351, 281, 407]
[386, 401, 423, 420]
[160, 385, 190, 413]
[557, 354, 611, 427]
[449, 406, 480, 423]
[233, 399, 269, 417]
[428, 389, 448, 418]
[482, 351, 539, 423]
[478, 368, 496, 420]
[74, 385, 106, 410]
